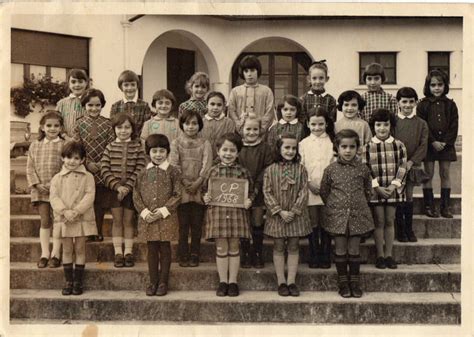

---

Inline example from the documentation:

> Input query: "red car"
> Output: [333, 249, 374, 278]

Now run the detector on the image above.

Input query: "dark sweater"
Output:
[393, 115, 429, 165]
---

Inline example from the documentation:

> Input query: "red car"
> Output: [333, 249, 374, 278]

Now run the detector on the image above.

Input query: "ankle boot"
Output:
[72, 264, 84, 295]
[404, 202, 417, 242]
[348, 255, 363, 298]
[423, 188, 439, 218]
[240, 239, 251, 268]
[335, 254, 350, 298]
[62, 263, 74, 295]
[252, 228, 264, 269]
[395, 204, 408, 242]
[440, 188, 453, 218]
[307, 231, 319, 268]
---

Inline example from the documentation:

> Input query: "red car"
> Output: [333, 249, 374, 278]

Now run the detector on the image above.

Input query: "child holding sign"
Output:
[263, 133, 311, 297]
[203, 133, 254, 297]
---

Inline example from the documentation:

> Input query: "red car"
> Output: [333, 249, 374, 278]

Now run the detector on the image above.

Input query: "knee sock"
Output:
[124, 238, 134, 255]
[216, 254, 229, 283]
[51, 237, 62, 259]
[286, 252, 299, 285]
[39, 228, 51, 258]
[113, 237, 123, 255]
[63, 263, 73, 283]
[273, 252, 286, 285]
[228, 251, 240, 284]
[74, 264, 85, 284]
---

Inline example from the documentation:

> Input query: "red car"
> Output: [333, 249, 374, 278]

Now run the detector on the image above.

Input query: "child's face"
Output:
[149, 147, 168, 166]
[115, 120, 133, 141]
[342, 98, 359, 119]
[183, 116, 200, 137]
[191, 83, 208, 100]
[307, 116, 327, 137]
[41, 118, 62, 140]
[430, 77, 445, 97]
[280, 138, 298, 161]
[281, 102, 298, 122]
[243, 68, 258, 85]
[366, 75, 382, 92]
[155, 97, 173, 116]
[121, 81, 138, 100]
[218, 140, 238, 165]
[374, 120, 391, 141]
[85, 96, 102, 118]
[68, 77, 87, 97]
[309, 68, 328, 91]
[398, 97, 417, 116]
[63, 153, 85, 171]
[207, 96, 225, 118]
[242, 119, 260, 144]
[337, 138, 358, 162]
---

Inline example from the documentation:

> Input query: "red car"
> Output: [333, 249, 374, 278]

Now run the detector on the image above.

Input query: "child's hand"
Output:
[203, 193, 212, 205]
[432, 141, 445, 152]
[64, 210, 78, 222]
[244, 198, 252, 210]
[86, 162, 100, 173]
[152, 209, 163, 220]
[145, 213, 156, 223]
[279, 210, 294, 223]
[182, 178, 192, 188]
[35, 183, 49, 194]
[308, 181, 320, 195]
[406, 160, 414, 171]
[186, 180, 201, 194]
[116, 186, 129, 201]
[375, 186, 390, 199]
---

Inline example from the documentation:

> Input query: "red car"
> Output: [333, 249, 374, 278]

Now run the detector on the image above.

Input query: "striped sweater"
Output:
[100, 140, 146, 192]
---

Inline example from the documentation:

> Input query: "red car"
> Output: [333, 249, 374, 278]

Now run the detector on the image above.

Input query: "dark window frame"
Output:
[359, 52, 397, 85]
[428, 51, 451, 82]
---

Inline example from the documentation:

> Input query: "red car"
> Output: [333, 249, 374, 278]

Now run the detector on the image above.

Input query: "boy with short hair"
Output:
[228, 55, 275, 134]
[360, 63, 398, 123]
[110, 70, 152, 136]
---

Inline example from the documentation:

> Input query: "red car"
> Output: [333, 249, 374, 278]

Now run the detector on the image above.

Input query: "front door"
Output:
[167, 48, 195, 107]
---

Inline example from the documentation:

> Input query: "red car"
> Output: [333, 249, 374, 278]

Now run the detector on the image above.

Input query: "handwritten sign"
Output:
[208, 177, 249, 208]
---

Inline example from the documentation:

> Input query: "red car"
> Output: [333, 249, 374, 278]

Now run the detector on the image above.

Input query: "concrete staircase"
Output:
[10, 193, 461, 324]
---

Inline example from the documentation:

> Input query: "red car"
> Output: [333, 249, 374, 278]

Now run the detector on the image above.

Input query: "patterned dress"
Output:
[263, 162, 311, 238]
[203, 161, 254, 240]
[360, 89, 398, 123]
[56, 94, 86, 138]
[320, 158, 374, 236]
[266, 120, 305, 148]
[200, 114, 236, 159]
[26, 138, 65, 203]
[140, 115, 180, 144]
[133, 162, 182, 242]
[178, 98, 207, 118]
[300, 90, 337, 123]
[110, 98, 152, 136]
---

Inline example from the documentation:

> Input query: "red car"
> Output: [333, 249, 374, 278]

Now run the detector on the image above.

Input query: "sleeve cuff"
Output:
[140, 208, 151, 220]
[391, 180, 402, 188]
[158, 207, 171, 219]
[270, 206, 282, 216]
[371, 178, 379, 188]
[290, 207, 302, 216]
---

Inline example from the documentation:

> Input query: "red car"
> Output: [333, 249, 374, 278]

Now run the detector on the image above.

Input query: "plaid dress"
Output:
[360, 89, 398, 123]
[300, 90, 337, 123]
[26, 138, 64, 203]
[263, 162, 311, 238]
[266, 120, 305, 149]
[73, 114, 114, 185]
[203, 161, 254, 240]
[178, 98, 207, 118]
[362, 136, 408, 204]
[56, 94, 86, 138]
[110, 99, 152, 136]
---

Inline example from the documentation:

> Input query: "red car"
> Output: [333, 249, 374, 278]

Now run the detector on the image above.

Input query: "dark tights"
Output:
[147, 241, 171, 285]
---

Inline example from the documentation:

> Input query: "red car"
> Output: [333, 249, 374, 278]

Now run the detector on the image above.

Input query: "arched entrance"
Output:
[230, 37, 314, 103]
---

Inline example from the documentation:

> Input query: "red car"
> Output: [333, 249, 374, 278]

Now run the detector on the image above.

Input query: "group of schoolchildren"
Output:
[25, 54, 458, 300]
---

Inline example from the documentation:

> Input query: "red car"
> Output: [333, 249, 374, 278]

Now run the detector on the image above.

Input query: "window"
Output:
[359, 52, 397, 85]
[428, 52, 450, 81]
[231, 52, 312, 103]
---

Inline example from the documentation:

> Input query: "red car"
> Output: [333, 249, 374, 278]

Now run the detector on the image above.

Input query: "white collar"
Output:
[306, 90, 327, 97]
[153, 114, 175, 121]
[115, 138, 131, 143]
[372, 135, 394, 144]
[243, 138, 262, 146]
[244, 83, 259, 88]
[43, 137, 61, 144]
[59, 164, 87, 176]
[122, 94, 138, 104]
[398, 112, 415, 119]
[146, 160, 169, 171]
[309, 132, 328, 140]
[279, 118, 298, 125]
[205, 113, 225, 121]
[68, 93, 81, 99]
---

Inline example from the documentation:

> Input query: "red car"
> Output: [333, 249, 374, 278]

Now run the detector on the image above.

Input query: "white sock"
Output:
[228, 252, 240, 284]
[273, 253, 286, 285]
[51, 237, 62, 259]
[124, 238, 134, 255]
[113, 237, 123, 255]
[287, 253, 299, 285]
[39, 228, 51, 258]
[216, 255, 229, 283]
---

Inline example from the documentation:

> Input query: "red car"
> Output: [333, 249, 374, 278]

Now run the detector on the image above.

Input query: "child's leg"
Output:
[177, 203, 190, 265]
[189, 203, 205, 263]
[93, 201, 105, 239]
[228, 238, 240, 284]
[404, 181, 417, 242]
[123, 208, 135, 256]
[110, 207, 124, 255]
[158, 241, 171, 294]
[147, 241, 160, 285]
[423, 161, 435, 189]
[307, 206, 319, 268]
[439, 161, 453, 218]
[383, 205, 396, 258]
[286, 237, 300, 286]
[215, 238, 229, 284]
[372, 205, 386, 258]
[439, 161, 451, 188]
[251, 207, 265, 268]
[72, 237, 86, 295]
[422, 161, 439, 217]
[334, 236, 350, 298]
[347, 236, 362, 297]
[62, 237, 74, 265]
[273, 238, 286, 285]
[61, 237, 74, 295]
[38, 202, 52, 260]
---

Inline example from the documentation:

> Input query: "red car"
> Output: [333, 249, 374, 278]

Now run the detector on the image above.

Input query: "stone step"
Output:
[10, 237, 460, 265]
[10, 213, 461, 239]
[10, 289, 461, 324]
[10, 262, 460, 293]
[9, 193, 462, 215]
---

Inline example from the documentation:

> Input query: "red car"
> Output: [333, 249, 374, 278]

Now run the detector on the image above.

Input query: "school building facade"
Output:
[10, 14, 463, 133]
